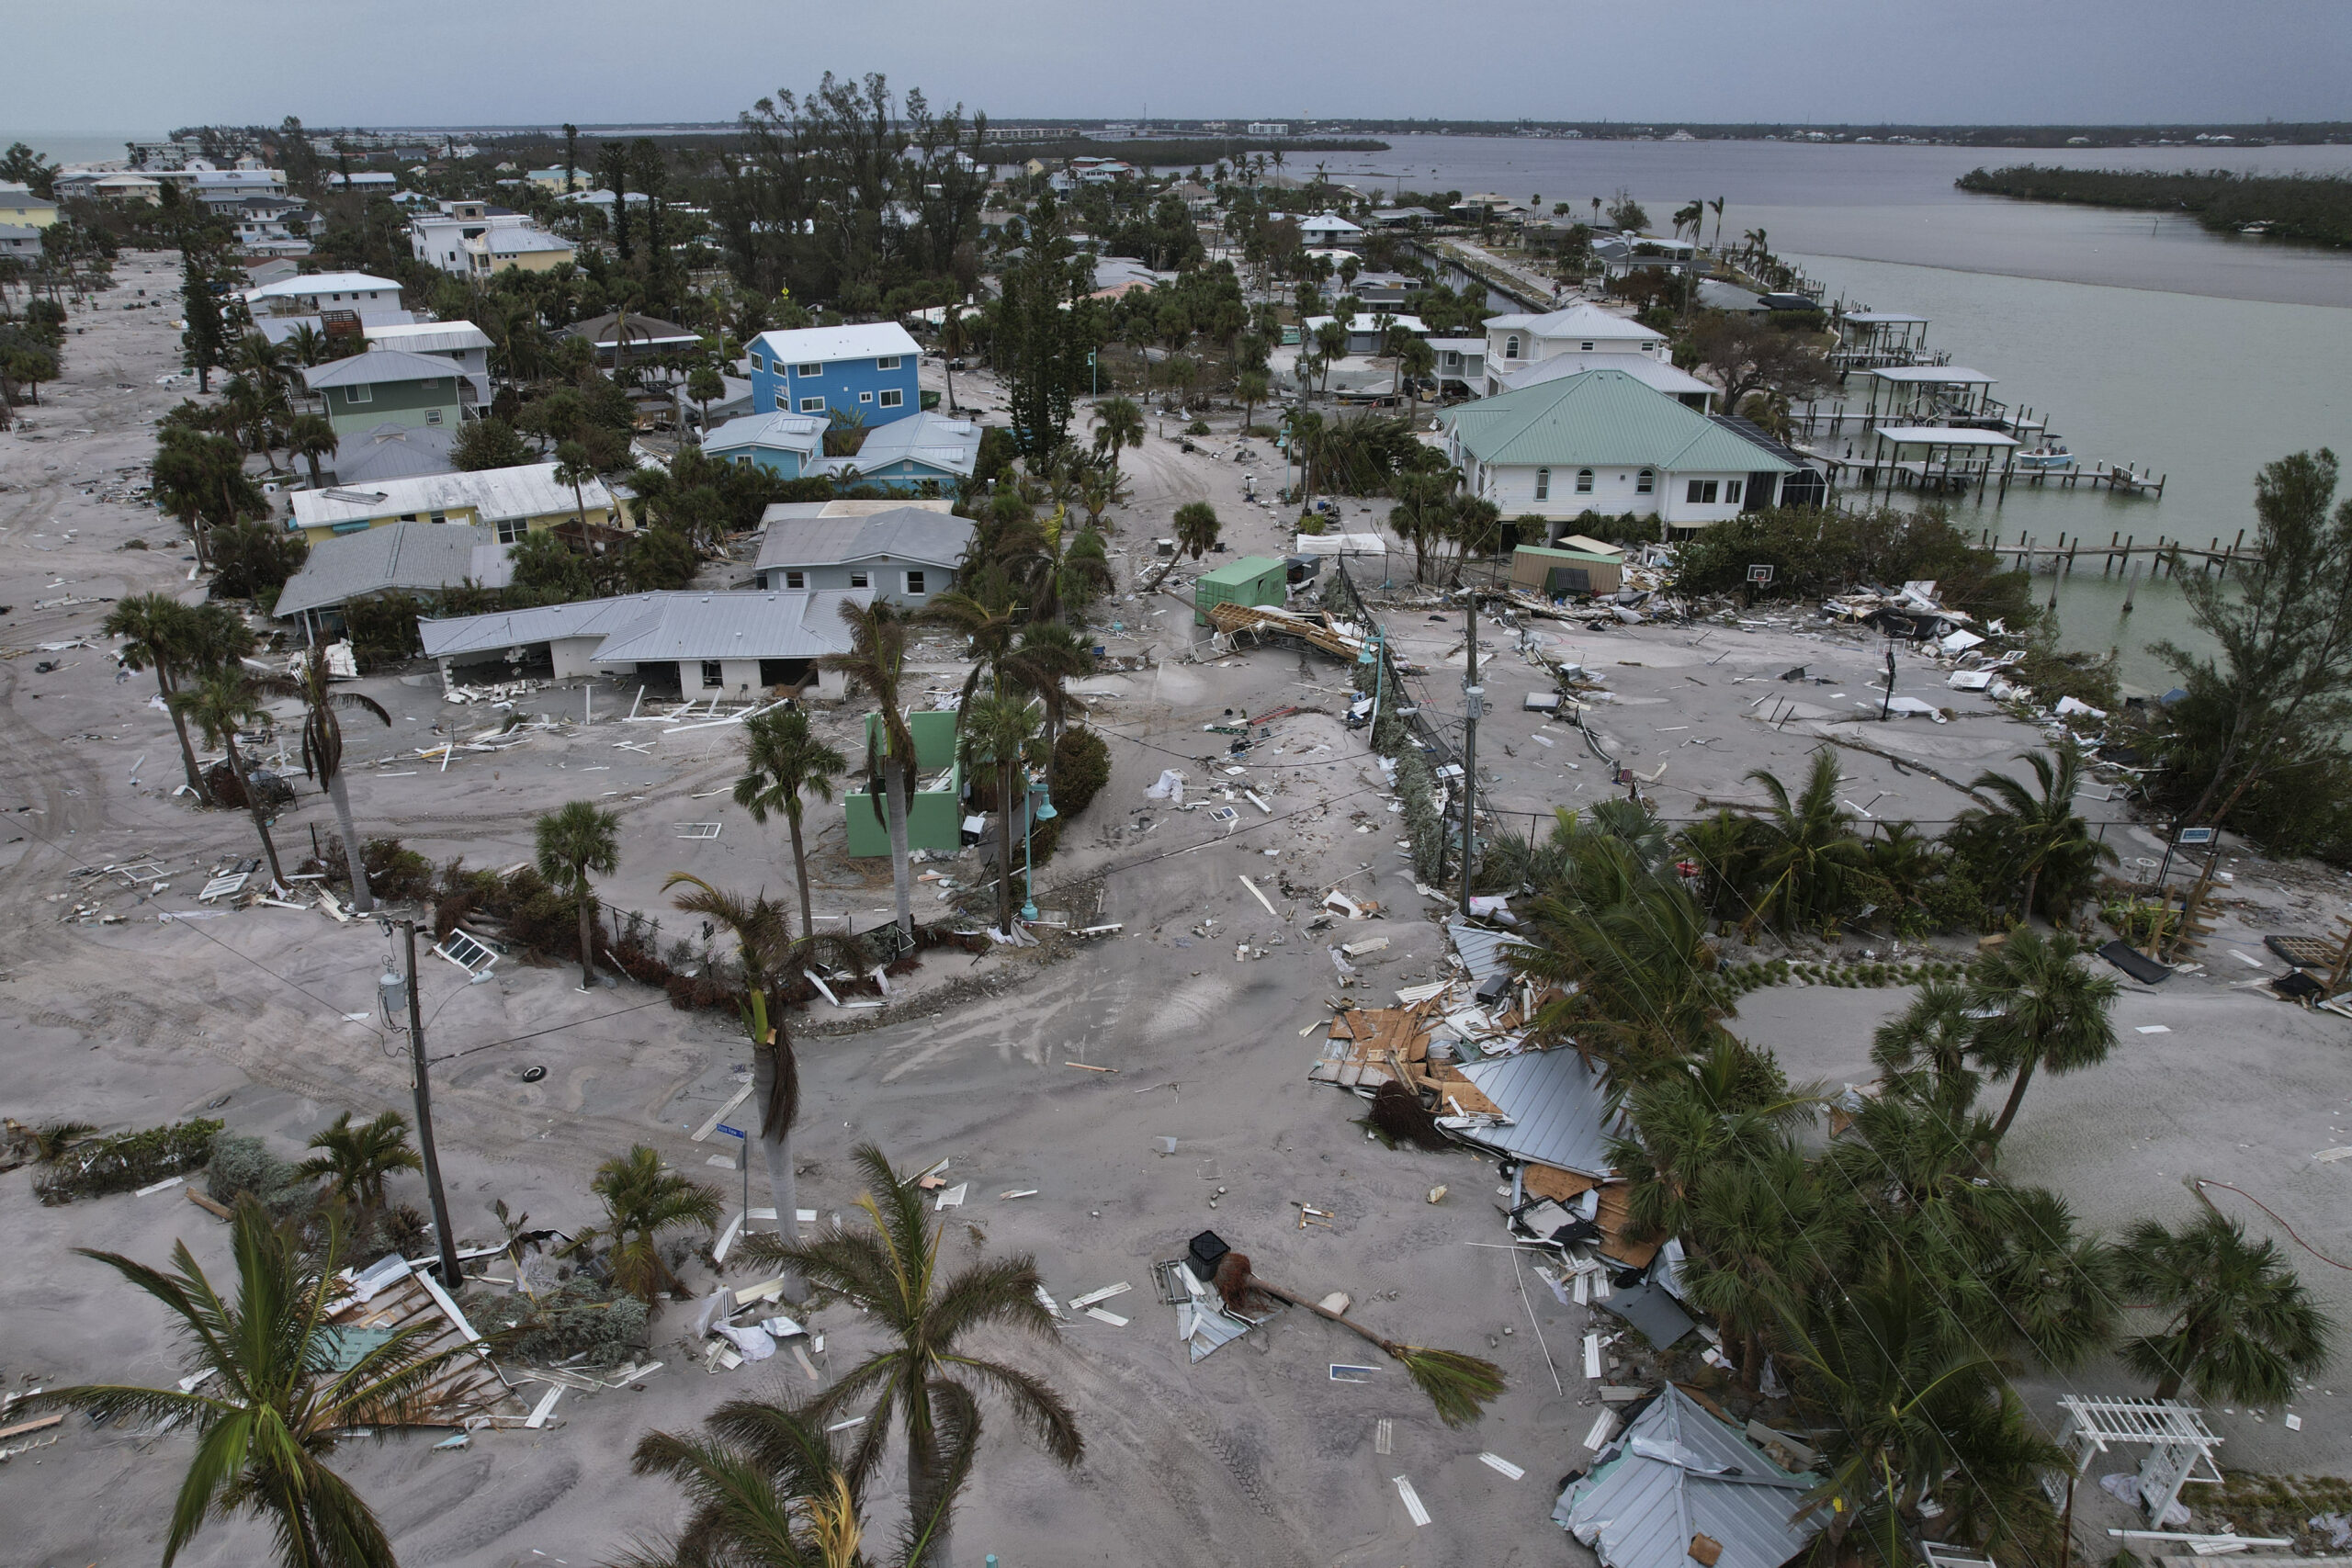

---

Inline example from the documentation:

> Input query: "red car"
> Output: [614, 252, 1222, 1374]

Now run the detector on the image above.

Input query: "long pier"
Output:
[1976, 527, 2256, 581]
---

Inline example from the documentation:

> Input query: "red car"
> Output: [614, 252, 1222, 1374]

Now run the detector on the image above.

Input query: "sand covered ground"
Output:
[2, 254, 2348, 1566]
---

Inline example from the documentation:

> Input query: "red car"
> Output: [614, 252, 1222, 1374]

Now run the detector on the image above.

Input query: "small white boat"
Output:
[2016, 445, 2073, 470]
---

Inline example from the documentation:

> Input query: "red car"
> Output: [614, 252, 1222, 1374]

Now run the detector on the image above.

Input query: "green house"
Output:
[1194, 555, 1289, 626]
[843, 708, 964, 856]
[302, 348, 469, 437]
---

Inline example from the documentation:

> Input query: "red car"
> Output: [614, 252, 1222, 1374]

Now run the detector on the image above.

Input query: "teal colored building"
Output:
[843, 708, 964, 856]
[1193, 555, 1289, 626]
[303, 348, 469, 437]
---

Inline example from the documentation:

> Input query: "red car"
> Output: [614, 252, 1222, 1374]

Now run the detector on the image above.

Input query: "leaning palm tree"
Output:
[2115, 1210, 2334, 1404]
[105, 592, 209, 799]
[818, 601, 918, 936]
[662, 874, 864, 1302]
[170, 667, 288, 887]
[571, 1144, 722, 1303]
[742, 1143, 1083, 1568]
[1964, 926, 2119, 1139]
[1215, 1251, 1505, 1427]
[295, 1110, 420, 1226]
[1868, 978, 1982, 1105]
[28, 1198, 465, 1568]
[958, 690, 1043, 936]
[1172, 501, 1220, 560]
[733, 707, 845, 938]
[553, 438, 596, 534]
[260, 645, 390, 913]
[535, 799, 621, 988]
[1966, 746, 2116, 923]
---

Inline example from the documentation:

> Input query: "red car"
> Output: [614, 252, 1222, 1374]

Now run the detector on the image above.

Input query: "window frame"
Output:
[496, 517, 527, 544]
[798, 396, 827, 414]
[1574, 468, 1594, 494]
[847, 570, 871, 590]
[1503, 333, 1521, 360]
[700, 660, 726, 689]
[877, 388, 903, 409]
[345, 384, 371, 404]
[1636, 468, 1655, 494]
[1533, 468, 1550, 502]
[876, 355, 901, 371]
[796, 362, 823, 377]
[1724, 479, 1744, 505]
[784, 570, 807, 589]
[1686, 479, 1719, 504]
[904, 570, 927, 596]
[1580, 341, 1594, 351]
[859, 390, 874, 403]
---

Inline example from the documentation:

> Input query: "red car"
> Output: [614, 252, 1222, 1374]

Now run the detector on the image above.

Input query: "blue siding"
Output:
[749, 350, 920, 429]
[726, 448, 808, 479]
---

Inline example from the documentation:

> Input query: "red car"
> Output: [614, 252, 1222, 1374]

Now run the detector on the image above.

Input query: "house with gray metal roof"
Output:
[303, 347, 471, 437]
[1554, 1387, 1822, 1568]
[752, 504, 973, 604]
[363, 320, 494, 405]
[320, 422, 458, 487]
[286, 461, 615, 546]
[813, 412, 982, 492]
[1453, 1046, 1620, 1178]
[703, 410, 829, 479]
[1442, 369, 1801, 538]
[418, 589, 869, 697]
[275, 522, 512, 634]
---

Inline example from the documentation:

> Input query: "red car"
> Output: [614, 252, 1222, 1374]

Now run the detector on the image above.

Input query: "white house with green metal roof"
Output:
[1442, 368, 1802, 538]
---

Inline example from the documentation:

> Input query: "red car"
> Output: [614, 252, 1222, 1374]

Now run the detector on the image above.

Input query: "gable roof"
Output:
[364, 320, 493, 355]
[1485, 301, 1666, 343]
[584, 590, 873, 664]
[754, 505, 975, 573]
[704, 410, 828, 457]
[288, 462, 607, 531]
[1444, 370, 1794, 474]
[303, 348, 464, 391]
[246, 271, 401, 300]
[330, 423, 458, 486]
[1454, 1046, 1618, 1177]
[564, 310, 701, 348]
[825, 412, 981, 479]
[1554, 1387, 1822, 1568]
[1492, 353, 1716, 400]
[277, 522, 512, 618]
[751, 321, 922, 365]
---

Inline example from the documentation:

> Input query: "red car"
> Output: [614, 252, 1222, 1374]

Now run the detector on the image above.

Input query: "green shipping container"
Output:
[1194, 555, 1288, 626]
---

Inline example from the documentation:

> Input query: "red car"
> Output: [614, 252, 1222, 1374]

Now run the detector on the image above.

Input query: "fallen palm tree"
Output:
[1212, 1251, 1505, 1426]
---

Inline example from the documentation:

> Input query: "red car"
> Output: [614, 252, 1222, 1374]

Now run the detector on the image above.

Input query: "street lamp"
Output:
[1021, 779, 1057, 922]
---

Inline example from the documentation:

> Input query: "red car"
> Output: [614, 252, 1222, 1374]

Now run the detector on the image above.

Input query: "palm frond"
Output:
[1396, 1347, 1507, 1427]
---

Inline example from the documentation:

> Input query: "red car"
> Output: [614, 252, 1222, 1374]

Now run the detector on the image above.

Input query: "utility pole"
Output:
[401, 919, 466, 1289]
[1459, 591, 1482, 918]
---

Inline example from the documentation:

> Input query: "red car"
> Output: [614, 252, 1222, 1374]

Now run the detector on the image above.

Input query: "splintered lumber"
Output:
[1521, 1163, 1600, 1204]
[1593, 1183, 1661, 1269]
[1205, 600, 1368, 660]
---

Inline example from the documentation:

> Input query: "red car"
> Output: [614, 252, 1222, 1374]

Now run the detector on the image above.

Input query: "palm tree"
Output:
[296, 1110, 421, 1225]
[553, 439, 596, 535]
[939, 306, 972, 415]
[535, 799, 621, 988]
[1707, 197, 1727, 253]
[1089, 395, 1143, 479]
[28, 1199, 465, 1568]
[1076, 465, 1128, 530]
[1672, 200, 1705, 244]
[1966, 746, 2116, 923]
[923, 583, 1024, 710]
[1868, 979, 1982, 1104]
[1679, 1141, 1849, 1391]
[959, 690, 1043, 936]
[283, 321, 328, 368]
[2116, 1211, 2332, 1403]
[1737, 748, 1871, 936]
[170, 667, 288, 887]
[743, 1143, 1081, 1568]
[629, 1392, 969, 1568]
[1172, 501, 1220, 560]
[1965, 926, 2119, 1138]
[1235, 368, 1269, 433]
[260, 645, 390, 913]
[285, 413, 339, 489]
[106, 592, 209, 799]
[1396, 336, 1437, 421]
[733, 707, 845, 938]
[1004, 621, 1092, 791]
[820, 600, 918, 936]
[685, 365, 725, 436]
[572, 1145, 722, 1303]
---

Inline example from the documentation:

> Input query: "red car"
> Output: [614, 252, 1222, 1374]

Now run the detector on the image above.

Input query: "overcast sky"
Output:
[9, 0, 2349, 139]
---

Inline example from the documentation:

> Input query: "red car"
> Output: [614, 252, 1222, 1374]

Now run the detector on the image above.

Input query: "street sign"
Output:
[2176, 828, 2216, 845]
[1747, 563, 1774, 584]
[715, 1123, 746, 1140]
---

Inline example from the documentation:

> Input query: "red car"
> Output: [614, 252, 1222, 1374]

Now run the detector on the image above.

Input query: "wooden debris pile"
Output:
[1307, 1000, 1504, 1118]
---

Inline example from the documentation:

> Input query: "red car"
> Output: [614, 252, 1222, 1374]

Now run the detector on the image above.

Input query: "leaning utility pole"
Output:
[1459, 591, 1483, 918]
[401, 919, 466, 1289]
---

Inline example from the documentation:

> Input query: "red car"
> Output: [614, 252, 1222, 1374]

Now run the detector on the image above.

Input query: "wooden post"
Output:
[2121, 558, 2139, 614]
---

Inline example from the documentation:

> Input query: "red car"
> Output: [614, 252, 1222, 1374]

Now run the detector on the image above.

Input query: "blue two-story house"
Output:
[747, 322, 923, 430]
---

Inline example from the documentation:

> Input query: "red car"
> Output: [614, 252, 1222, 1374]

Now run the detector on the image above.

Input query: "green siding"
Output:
[842, 709, 962, 855]
[326, 377, 463, 435]
[1194, 555, 1287, 626]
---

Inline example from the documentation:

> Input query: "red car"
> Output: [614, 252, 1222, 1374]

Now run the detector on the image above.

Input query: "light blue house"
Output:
[702, 410, 827, 479]
[747, 322, 922, 430]
[812, 412, 981, 492]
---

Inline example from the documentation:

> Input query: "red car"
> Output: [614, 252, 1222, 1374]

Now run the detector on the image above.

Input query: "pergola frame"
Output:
[2052, 1395, 2223, 1525]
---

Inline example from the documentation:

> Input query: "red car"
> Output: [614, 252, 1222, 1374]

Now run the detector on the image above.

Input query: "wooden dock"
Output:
[2007, 462, 2167, 497]
[1976, 528, 2259, 593]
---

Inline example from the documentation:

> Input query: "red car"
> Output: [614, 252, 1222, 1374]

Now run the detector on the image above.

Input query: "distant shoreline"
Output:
[1957, 164, 2352, 250]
